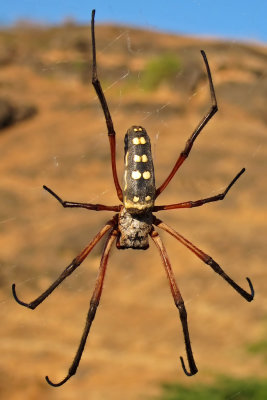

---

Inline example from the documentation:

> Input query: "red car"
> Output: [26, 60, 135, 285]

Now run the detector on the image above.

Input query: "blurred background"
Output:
[0, 1, 266, 399]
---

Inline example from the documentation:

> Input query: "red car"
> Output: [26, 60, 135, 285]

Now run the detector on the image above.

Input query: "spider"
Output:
[12, 9, 254, 387]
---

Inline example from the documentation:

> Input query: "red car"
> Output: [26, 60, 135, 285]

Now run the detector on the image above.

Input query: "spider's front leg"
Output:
[150, 228, 198, 376]
[91, 9, 123, 202]
[156, 50, 218, 198]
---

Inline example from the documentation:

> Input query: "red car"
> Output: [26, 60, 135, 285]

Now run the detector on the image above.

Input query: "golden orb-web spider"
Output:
[12, 9, 254, 387]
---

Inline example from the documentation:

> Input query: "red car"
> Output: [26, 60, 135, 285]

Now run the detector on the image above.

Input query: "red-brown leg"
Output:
[154, 218, 254, 302]
[43, 185, 122, 212]
[46, 228, 118, 387]
[12, 215, 118, 309]
[150, 228, 198, 376]
[91, 10, 123, 201]
[154, 168, 245, 211]
[156, 50, 217, 198]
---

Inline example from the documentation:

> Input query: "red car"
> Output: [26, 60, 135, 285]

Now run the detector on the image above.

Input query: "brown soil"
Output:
[0, 22, 266, 400]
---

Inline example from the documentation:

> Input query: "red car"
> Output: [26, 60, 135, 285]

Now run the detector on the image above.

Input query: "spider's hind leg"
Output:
[150, 228, 198, 377]
[45, 228, 118, 387]
[154, 218, 254, 302]
[12, 216, 117, 309]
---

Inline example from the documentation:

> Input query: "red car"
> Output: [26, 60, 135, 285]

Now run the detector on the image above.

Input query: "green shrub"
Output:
[154, 376, 267, 400]
[141, 53, 181, 90]
[247, 339, 267, 362]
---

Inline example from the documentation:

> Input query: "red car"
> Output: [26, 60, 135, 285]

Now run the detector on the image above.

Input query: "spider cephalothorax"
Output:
[118, 206, 153, 249]
[12, 9, 254, 387]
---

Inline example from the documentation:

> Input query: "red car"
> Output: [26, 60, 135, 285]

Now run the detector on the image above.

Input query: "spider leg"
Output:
[150, 228, 198, 376]
[45, 228, 117, 387]
[43, 185, 122, 212]
[154, 168, 245, 211]
[91, 10, 123, 202]
[156, 50, 218, 198]
[12, 215, 118, 309]
[154, 218, 254, 302]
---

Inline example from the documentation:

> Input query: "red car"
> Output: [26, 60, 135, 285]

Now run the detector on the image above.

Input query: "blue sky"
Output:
[1, 0, 267, 43]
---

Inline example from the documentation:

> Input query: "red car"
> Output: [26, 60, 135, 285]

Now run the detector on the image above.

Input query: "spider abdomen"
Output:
[123, 126, 156, 214]
[118, 207, 153, 249]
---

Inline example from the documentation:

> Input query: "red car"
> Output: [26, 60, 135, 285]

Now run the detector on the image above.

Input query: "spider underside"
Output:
[12, 9, 254, 387]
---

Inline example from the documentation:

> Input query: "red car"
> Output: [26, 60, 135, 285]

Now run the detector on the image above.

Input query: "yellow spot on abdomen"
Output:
[133, 196, 139, 202]
[132, 170, 142, 179]
[132, 136, 146, 145]
[134, 155, 141, 162]
[132, 137, 140, 144]
[143, 171, 151, 179]
[124, 170, 127, 190]
[145, 195, 151, 201]
[140, 137, 146, 144]
[141, 154, 148, 162]
[125, 151, 129, 166]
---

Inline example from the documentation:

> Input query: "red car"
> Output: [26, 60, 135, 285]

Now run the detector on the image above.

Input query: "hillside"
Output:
[0, 21, 266, 400]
